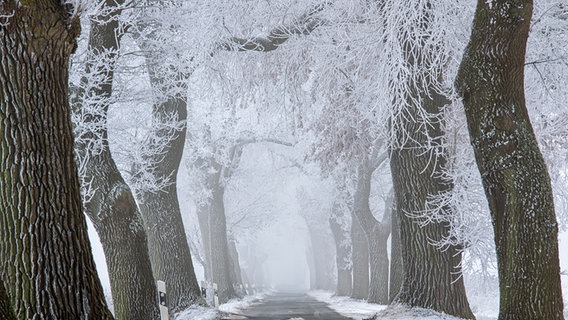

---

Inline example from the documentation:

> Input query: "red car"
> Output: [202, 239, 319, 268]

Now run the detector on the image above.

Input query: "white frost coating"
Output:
[174, 306, 219, 320]
[485, 0, 494, 10]
[218, 291, 269, 313]
[0, 11, 14, 26]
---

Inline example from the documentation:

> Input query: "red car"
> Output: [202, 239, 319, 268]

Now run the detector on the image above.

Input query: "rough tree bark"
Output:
[390, 87, 474, 318]
[329, 201, 353, 296]
[388, 198, 402, 303]
[74, 1, 159, 319]
[387, 1, 474, 317]
[137, 87, 203, 313]
[132, 6, 204, 313]
[350, 212, 369, 300]
[456, 0, 564, 318]
[0, 281, 15, 320]
[0, 2, 113, 319]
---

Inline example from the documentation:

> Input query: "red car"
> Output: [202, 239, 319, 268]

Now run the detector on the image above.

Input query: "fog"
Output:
[252, 213, 311, 292]
[85, 141, 568, 314]
[88, 142, 329, 300]
[88, 204, 316, 298]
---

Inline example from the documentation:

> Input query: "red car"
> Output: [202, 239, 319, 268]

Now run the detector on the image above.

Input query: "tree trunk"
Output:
[350, 213, 369, 300]
[0, 282, 15, 320]
[74, 2, 159, 319]
[390, 88, 474, 318]
[456, 1, 564, 318]
[208, 182, 237, 303]
[386, 1, 474, 317]
[138, 120, 203, 314]
[196, 159, 237, 303]
[197, 204, 213, 282]
[0, 3, 113, 319]
[367, 231, 389, 304]
[388, 198, 402, 303]
[133, 47, 204, 316]
[307, 227, 336, 291]
[329, 204, 352, 297]
[132, 1, 203, 313]
[228, 238, 244, 292]
[350, 155, 390, 304]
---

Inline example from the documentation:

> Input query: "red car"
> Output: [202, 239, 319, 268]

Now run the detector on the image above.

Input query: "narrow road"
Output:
[224, 292, 352, 320]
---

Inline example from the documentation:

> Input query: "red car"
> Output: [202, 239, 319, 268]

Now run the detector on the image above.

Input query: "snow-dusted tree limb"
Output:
[234, 137, 294, 148]
[221, 137, 295, 182]
[216, 0, 331, 52]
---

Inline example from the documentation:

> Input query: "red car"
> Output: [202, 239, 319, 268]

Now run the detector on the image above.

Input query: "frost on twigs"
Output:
[525, 0, 568, 229]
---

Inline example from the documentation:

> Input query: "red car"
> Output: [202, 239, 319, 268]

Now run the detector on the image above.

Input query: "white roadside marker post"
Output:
[157, 280, 169, 320]
[213, 282, 219, 308]
[200, 280, 207, 298]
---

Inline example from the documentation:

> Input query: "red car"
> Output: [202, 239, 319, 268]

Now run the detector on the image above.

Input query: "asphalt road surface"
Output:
[224, 292, 353, 320]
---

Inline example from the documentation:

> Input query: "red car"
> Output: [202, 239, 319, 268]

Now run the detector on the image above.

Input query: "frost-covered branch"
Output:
[217, 1, 331, 52]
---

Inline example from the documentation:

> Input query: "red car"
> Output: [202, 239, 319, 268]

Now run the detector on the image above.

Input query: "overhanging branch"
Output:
[215, 0, 331, 53]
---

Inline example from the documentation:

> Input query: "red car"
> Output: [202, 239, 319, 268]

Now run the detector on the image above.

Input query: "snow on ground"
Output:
[309, 290, 499, 320]
[175, 305, 220, 320]
[218, 291, 270, 314]
[176, 290, 269, 320]
[370, 305, 469, 320]
[309, 290, 386, 320]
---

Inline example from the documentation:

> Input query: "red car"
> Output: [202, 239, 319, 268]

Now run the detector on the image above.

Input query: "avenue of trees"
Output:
[1, 0, 566, 319]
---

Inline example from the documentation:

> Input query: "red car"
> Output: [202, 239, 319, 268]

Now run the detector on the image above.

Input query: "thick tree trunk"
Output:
[390, 88, 474, 318]
[337, 263, 353, 297]
[0, 282, 15, 320]
[197, 204, 213, 281]
[74, 2, 159, 319]
[196, 160, 237, 304]
[134, 1, 203, 313]
[351, 155, 390, 304]
[228, 238, 244, 291]
[388, 199, 402, 303]
[208, 183, 237, 303]
[134, 39, 205, 315]
[0, 3, 113, 319]
[367, 231, 389, 304]
[329, 204, 352, 297]
[386, 1, 474, 317]
[456, 1, 564, 318]
[350, 213, 369, 300]
[138, 128, 203, 314]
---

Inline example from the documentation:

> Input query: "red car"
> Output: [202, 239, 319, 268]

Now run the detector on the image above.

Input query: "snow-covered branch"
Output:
[217, 1, 331, 52]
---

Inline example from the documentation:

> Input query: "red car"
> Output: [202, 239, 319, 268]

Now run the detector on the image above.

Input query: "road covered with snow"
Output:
[177, 290, 500, 320]
[226, 291, 351, 319]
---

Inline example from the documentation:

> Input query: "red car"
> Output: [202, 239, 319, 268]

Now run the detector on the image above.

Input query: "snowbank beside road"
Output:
[309, 290, 498, 320]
